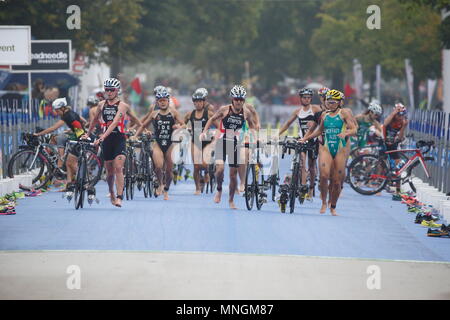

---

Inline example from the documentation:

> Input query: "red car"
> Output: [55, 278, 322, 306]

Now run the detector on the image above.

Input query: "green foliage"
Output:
[310, 0, 441, 83]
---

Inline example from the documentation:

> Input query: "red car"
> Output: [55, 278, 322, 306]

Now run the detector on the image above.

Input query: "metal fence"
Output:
[407, 109, 450, 194]
[0, 98, 55, 179]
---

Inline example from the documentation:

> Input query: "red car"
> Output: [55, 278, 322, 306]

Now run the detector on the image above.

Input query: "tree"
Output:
[310, 0, 441, 104]
[0, 0, 144, 76]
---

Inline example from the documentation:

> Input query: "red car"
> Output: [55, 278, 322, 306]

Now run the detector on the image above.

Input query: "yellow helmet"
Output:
[326, 89, 345, 101]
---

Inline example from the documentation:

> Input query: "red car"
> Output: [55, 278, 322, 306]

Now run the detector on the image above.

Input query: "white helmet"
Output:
[155, 87, 170, 100]
[368, 102, 382, 115]
[103, 78, 121, 89]
[230, 85, 247, 99]
[192, 88, 208, 100]
[52, 97, 68, 110]
[153, 85, 165, 95]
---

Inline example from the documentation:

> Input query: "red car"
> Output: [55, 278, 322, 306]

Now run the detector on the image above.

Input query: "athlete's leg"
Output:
[329, 146, 350, 216]
[237, 146, 249, 193]
[66, 153, 77, 185]
[113, 154, 126, 207]
[191, 143, 202, 194]
[104, 160, 116, 205]
[163, 144, 175, 200]
[318, 145, 333, 214]
[229, 166, 239, 209]
[152, 142, 165, 196]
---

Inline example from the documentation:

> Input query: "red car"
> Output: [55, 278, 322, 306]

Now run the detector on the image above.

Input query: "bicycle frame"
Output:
[386, 148, 431, 179]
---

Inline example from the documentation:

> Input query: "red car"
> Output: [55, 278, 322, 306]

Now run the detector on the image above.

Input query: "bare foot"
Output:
[239, 184, 245, 193]
[320, 203, 327, 214]
[229, 201, 237, 210]
[194, 190, 201, 195]
[214, 191, 222, 203]
[114, 197, 122, 207]
[110, 194, 116, 206]
[164, 191, 169, 201]
[330, 208, 339, 216]
[156, 185, 164, 197]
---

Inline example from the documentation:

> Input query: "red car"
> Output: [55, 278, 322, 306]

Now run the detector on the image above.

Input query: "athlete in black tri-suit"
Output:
[86, 77, 142, 207]
[135, 87, 184, 200]
[200, 85, 258, 210]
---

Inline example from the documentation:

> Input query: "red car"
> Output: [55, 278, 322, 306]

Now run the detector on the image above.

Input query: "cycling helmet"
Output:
[230, 85, 247, 99]
[155, 87, 170, 100]
[53, 97, 68, 110]
[368, 102, 382, 115]
[326, 89, 345, 101]
[192, 88, 208, 100]
[103, 78, 121, 89]
[318, 87, 330, 97]
[298, 88, 314, 96]
[153, 85, 165, 95]
[395, 103, 407, 115]
[87, 96, 99, 106]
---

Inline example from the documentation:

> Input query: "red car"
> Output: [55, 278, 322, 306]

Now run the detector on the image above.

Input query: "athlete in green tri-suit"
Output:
[352, 102, 383, 150]
[300, 89, 357, 216]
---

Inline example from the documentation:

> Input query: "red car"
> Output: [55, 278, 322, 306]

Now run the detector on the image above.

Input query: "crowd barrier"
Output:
[0, 98, 55, 179]
[407, 109, 450, 195]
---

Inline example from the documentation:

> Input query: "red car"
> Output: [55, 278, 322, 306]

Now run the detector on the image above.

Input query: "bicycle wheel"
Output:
[85, 149, 103, 187]
[271, 173, 278, 202]
[74, 157, 86, 210]
[255, 166, 264, 211]
[7, 149, 52, 190]
[244, 164, 256, 210]
[348, 154, 389, 195]
[289, 163, 300, 214]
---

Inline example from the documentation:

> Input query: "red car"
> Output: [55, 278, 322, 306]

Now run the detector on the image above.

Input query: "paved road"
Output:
[1, 158, 450, 299]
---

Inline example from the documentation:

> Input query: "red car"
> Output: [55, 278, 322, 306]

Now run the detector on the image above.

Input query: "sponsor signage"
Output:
[11, 40, 72, 72]
[0, 26, 31, 65]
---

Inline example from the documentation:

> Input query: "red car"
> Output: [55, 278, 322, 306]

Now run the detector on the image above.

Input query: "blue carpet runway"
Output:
[1, 158, 449, 262]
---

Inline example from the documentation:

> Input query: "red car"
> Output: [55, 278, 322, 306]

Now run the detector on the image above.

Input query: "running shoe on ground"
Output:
[421, 220, 442, 228]
[427, 228, 450, 237]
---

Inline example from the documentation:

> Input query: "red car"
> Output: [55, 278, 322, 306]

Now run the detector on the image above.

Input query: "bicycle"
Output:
[68, 140, 99, 210]
[277, 137, 316, 214]
[124, 133, 140, 201]
[8, 132, 103, 190]
[347, 139, 434, 195]
[137, 134, 159, 198]
[244, 140, 280, 210]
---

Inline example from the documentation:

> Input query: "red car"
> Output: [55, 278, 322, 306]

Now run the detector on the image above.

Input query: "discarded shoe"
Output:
[427, 228, 450, 237]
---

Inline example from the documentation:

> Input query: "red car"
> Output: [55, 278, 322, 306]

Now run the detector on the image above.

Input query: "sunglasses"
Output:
[301, 96, 312, 99]
[233, 98, 245, 102]
[104, 88, 116, 92]
[192, 98, 205, 102]
[327, 100, 339, 105]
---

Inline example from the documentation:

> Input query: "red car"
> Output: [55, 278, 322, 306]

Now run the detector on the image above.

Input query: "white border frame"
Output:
[0, 25, 31, 66]
[9, 39, 72, 73]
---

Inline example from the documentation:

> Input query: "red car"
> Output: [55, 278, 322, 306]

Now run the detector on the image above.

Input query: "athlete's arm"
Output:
[301, 116, 324, 142]
[397, 118, 408, 142]
[279, 108, 299, 136]
[126, 106, 143, 130]
[246, 104, 260, 130]
[338, 109, 358, 138]
[384, 105, 401, 127]
[34, 120, 66, 136]
[87, 101, 104, 136]
[135, 111, 155, 137]
[202, 106, 226, 134]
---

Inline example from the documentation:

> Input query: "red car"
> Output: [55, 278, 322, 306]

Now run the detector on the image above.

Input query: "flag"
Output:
[129, 77, 142, 105]
[405, 59, 414, 108]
